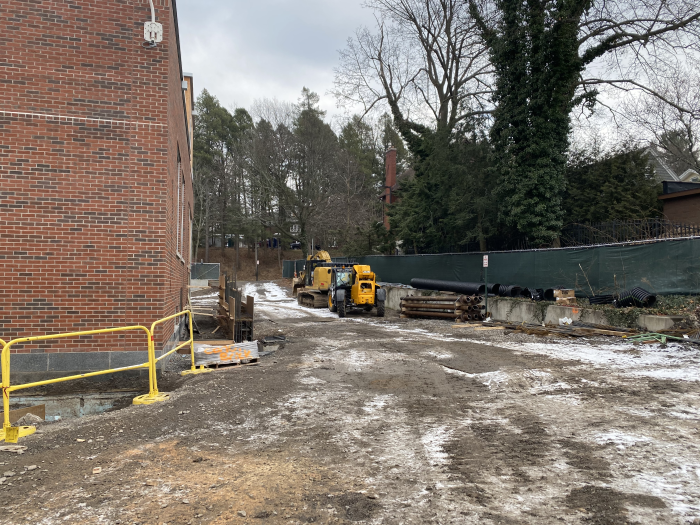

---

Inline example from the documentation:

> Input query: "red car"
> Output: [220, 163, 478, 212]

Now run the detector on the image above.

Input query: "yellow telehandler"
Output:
[327, 265, 386, 318]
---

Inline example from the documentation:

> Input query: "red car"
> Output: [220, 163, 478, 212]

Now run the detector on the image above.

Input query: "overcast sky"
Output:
[177, 0, 374, 120]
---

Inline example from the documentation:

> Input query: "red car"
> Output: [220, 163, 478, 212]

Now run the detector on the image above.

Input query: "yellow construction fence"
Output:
[1, 310, 211, 444]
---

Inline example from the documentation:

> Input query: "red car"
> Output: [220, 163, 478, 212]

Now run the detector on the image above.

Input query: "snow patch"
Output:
[421, 426, 451, 465]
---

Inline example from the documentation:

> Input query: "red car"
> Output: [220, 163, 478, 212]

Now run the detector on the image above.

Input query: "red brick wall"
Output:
[0, 0, 192, 355]
[662, 194, 700, 225]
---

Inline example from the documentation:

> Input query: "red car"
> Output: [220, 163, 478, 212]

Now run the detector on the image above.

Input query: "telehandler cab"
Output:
[327, 265, 386, 318]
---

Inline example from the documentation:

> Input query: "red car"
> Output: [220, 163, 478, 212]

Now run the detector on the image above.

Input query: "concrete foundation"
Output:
[382, 285, 685, 332]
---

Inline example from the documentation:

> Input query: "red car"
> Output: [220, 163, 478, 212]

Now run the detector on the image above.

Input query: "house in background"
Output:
[0, 0, 194, 380]
[648, 147, 700, 183]
[659, 182, 700, 225]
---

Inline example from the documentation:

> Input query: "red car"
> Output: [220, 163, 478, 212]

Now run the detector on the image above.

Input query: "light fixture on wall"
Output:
[143, 0, 163, 48]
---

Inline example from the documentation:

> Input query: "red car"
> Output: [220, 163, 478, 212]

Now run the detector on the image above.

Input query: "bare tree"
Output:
[575, 0, 700, 109]
[336, 0, 700, 139]
[333, 0, 493, 149]
[621, 65, 700, 176]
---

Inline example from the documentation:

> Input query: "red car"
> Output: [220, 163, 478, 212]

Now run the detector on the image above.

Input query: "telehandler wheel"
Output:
[377, 300, 385, 318]
[328, 293, 337, 312]
[338, 299, 346, 318]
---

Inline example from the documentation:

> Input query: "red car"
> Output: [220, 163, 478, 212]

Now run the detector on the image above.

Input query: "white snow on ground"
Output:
[242, 281, 338, 319]
[594, 430, 651, 448]
[443, 366, 510, 389]
[421, 332, 700, 383]
[421, 425, 452, 465]
[348, 312, 700, 383]
[362, 395, 393, 414]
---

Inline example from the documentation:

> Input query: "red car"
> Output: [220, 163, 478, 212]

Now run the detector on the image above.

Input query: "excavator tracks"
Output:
[297, 290, 328, 308]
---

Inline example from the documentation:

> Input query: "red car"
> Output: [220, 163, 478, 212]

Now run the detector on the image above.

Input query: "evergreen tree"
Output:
[563, 146, 662, 223]
[389, 123, 493, 253]
[471, 0, 591, 246]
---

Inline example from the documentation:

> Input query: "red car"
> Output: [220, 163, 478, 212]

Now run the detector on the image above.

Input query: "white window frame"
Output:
[176, 153, 182, 258]
[179, 172, 185, 262]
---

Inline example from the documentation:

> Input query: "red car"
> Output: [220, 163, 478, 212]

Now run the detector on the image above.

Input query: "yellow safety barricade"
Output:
[1, 310, 214, 442]
[1, 326, 151, 443]
[180, 309, 213, 377]
[132, 309, 211, 405]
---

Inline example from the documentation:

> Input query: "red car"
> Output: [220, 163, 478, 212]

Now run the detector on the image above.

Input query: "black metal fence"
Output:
[560, 219, 700, 247]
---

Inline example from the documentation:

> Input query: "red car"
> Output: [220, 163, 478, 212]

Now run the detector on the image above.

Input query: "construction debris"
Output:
[622, 332, 697, 345]
[401, 294, 486, 322]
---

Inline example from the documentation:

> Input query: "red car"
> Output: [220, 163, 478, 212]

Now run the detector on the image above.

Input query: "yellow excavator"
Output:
[293, 251, 335, 308]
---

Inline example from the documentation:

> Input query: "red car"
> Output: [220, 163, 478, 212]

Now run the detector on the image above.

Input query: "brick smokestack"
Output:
[383, 147, 397, 229]
[385, 147, 397, 190]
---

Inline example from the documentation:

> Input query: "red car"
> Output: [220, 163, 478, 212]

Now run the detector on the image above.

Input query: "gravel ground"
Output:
[2, 281, 700, 524]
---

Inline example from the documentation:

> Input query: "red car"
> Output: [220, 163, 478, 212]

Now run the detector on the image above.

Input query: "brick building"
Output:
[0, 0, 194, 379]
[660, 182, 700, 225]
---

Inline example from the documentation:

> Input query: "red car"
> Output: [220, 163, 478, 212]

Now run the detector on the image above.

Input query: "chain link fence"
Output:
[191, 263, 220, 281]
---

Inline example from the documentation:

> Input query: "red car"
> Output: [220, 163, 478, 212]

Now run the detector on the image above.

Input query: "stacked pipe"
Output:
[400, 295, 485, 321]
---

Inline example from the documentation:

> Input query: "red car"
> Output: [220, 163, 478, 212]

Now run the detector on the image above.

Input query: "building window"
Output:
[176, 151, 185, 261]
[189, 206, 193, 265]
[179, 173, 185, 258]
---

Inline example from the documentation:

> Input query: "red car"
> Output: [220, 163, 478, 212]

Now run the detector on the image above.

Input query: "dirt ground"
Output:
[2, 280, 700, 524]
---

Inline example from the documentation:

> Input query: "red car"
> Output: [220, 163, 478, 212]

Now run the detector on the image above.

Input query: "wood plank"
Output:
[0, 404, 45, 425]
[473, 326, 506, 331]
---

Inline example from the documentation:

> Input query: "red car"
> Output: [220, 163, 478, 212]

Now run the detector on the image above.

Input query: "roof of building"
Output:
[680, 169, 700, 182]
[647, 147, 680, 182]
[659, 181, 700, 200]
[662, 181, 700, 194]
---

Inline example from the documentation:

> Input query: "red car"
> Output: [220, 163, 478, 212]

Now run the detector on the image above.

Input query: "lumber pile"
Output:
[400, 294, 485, 321]
[463, 320, 638, 338]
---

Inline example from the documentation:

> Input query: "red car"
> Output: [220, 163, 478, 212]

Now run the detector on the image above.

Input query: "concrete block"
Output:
[384, 285, 428, 311]
[109, 351, 150, 369]
[48, 352, 109, 372]
[638, 315, 683, 332]
[1, 353, 48, 374]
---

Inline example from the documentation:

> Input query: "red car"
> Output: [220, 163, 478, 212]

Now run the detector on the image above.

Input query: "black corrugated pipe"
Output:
[498, 285, 523, 297]
[614, 287, 656, 308]
[410, 278, 486, 295]
[489, 283, 502, 295]
[543, 288, 555, 301]
[588, 295, 615, 305]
